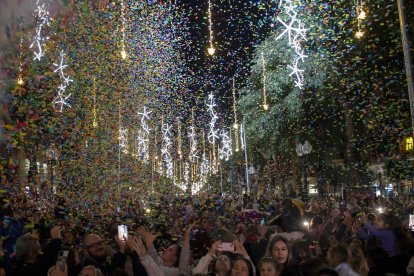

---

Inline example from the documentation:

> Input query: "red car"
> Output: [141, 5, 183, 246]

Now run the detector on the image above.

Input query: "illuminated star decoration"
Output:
[207, 93, 219, 175]
[161, 123, 173, 179]
[275, 0, 308, 88]
[188, 110, 198, 162]
[137, 107, 151, 163]
[30, 0, 51, 61]
[53, 51, 72, 112]
[219, 129, 232, 161]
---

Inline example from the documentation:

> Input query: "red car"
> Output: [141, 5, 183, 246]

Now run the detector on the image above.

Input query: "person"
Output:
[300, 256, 328, 276]
[192, 240, 233, 276]
[268, 199, 302, 234]
[231, 257, 255, 276]
[139, 223, 192, 276]
[258, 257, 281, 276]
[264, 236, 293, 272]
[326, 245, 358, 276]
[347, 244, 369, 276]
[81, 233, 127, 274]
[357, 213, 398, 257]
[12, 225, 63, 276]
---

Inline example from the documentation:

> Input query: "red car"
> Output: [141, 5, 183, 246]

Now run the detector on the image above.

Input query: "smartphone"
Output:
[118, 225, 128, 242]
[409, 214, 414, 231]
[260, 218, 265, 226]
[57, 250, 69, 271]
[218, 242, 234, 252]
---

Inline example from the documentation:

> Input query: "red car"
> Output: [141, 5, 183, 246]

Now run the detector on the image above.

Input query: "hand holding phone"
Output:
[217, 242, 234, 252]
[118, 225, 128, 242]
[57, 250, 69, 271]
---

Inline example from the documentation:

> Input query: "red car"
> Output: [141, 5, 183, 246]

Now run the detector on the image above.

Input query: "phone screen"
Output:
[260, 218, 265, 226]
[409, 214, 414, 231]
[218, 242, 234, 252]
[118, 225, 128, 241]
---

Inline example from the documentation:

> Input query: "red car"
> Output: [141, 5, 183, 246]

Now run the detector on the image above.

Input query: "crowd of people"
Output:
[0, 188, 413, 276]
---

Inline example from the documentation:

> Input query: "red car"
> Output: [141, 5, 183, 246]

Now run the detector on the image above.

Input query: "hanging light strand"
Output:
[355, 0, 366, 38]
[261, 52, 269, 110]
[92, 77, 98, 127]
[207, 0, 215, 55]
[120, 0, 127, 59]
[30, 0, 51, 61]
[232, 77, 239, 152]
[53, 51, 72, 112]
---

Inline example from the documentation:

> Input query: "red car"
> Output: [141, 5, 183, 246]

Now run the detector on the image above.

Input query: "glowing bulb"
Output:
[120, 49, 127, 59]
[358, 10, 366, 20]
[355, 31, 364, 38]
[208, 47, 215, 55]
[146, 208, 151, 214]
[304, 221, 309, 227]
[263, 104, 269, 110]
[233, 123, 238, 130]
[17, 77, 24, 85]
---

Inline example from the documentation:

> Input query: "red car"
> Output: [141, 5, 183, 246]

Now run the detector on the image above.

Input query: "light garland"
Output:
[177, 119, 182, 159]
[219, 129, 232, 161]
[183, 161, 189, 192]
[92, 77, 98, 127]
[53, 51, 72, 112]
[355, 0, 366, 38]
[275, 0, 308, 88]
[232, 77, 240, 152]
[162, 123, 174, 179]
[120, 0, 127, 59]
[261, 52, 269, 110]
[17, 21, 24, 85]
[30, 0, 51, 61]
[207, 93, 219, 175]
[188, 110, 198, 162]
[137, 107, 151, 163]
[240, 123, 245, 150]
[207, 0, 215, 55]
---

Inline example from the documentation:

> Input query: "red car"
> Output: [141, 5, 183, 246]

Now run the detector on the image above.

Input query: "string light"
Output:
[120, 0, 127, 59]
[207, 0, 215, 55]
[53, 51, 72, 112]
[177, 118, 182, 159]
[219, 129, 232, 161]
[240, 123, 245, 150]
[188, 109, 198, 162]
[275, 0, 308, 89]
[137, 107, 151, 163]
[232, 78, 240, 152]
[92, 77, 98, 127]
[162, 123, 173, 179]
[17, 20, 24, 85]
[261, 52, 269, 110]
[207, 93, 219, 175]
[30, 0, 51, 61]
[355, 0, 366, 38]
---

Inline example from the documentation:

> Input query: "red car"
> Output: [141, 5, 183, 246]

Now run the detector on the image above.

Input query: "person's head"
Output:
[83, 234, 107, 263]
[300, 257, 327, 276]
[231, 257, 254, 276]
[327, 245, 348, 267]
[310, 216, 324, 229]
[374, 213, 389, 229]
[161, 244, 181, 267]
[259, 257, 281, 276]
[347, 245, 369, 276]
[16, 234, 42, 263]
[265, 236, 292, 267]
[214, 253, 233, 275]
[78, 265, 104, 276]
[317, 268, 339, 276]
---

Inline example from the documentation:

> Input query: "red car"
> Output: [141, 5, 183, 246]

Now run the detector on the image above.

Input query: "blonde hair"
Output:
[347, 245, 369, 276]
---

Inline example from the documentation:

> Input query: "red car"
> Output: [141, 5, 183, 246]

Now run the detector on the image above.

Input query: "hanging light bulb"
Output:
[207, 47, 215, 55]
[17, 77, 24, 85]
[358, 9, 366, 20]
[207, 0, 215, 56]
[355, 30, 364, 38]
[120, 49, 127, 59]
[263, 104, 269, 110]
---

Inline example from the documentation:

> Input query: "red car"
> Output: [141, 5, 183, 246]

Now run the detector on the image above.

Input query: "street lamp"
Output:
[296, 140, 312, 203]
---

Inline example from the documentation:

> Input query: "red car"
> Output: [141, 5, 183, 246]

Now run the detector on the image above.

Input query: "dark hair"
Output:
[258, 257, 281, 273]
[232, 257, 254, 276]
[265, 235, 293, 268]
[317, 268, 339, 276]
[301, 257, 327, 276]
[327, 245, 348, 267]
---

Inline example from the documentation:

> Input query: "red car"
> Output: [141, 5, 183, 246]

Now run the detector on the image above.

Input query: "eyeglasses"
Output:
[86, 240, 104, 249]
